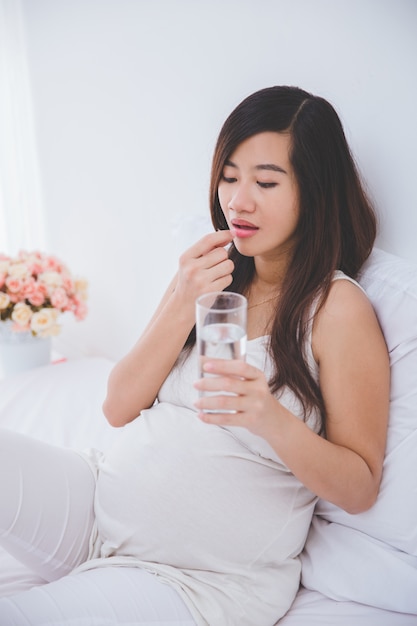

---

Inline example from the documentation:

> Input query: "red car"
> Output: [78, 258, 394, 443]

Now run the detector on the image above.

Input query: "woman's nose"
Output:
[228, 183, 255, 213]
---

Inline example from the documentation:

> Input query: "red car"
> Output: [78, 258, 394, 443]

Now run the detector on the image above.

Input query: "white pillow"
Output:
[301, 248, 417, 613]
[0, 356, 120, 452]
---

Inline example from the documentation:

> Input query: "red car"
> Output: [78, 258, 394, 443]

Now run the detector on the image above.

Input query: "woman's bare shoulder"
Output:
[312, 276, 384, 364]
[324, 275, 372, 317]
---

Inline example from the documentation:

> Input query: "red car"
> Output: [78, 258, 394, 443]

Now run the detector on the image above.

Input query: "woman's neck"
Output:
[252, 255, 287, 294]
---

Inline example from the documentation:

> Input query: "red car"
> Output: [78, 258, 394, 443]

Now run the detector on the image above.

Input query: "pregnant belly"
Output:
[94, 403, 307, 570]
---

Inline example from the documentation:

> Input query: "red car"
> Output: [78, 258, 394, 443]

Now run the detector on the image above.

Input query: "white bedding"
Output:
[0, 246, 416, 625]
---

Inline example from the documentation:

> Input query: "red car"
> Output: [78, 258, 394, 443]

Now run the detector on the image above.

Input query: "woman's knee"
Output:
[0, 430, 96, 581]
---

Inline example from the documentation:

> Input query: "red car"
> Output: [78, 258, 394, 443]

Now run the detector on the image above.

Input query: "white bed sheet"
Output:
[1, 548, 416, 625]
[280, 587, 417, 625]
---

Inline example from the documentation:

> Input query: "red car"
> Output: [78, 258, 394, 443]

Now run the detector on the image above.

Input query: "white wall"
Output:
[19, 0, 417, 361]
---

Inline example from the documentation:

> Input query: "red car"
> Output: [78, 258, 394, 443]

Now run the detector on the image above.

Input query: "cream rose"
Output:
[74, 277, 88, 290]
[8, 262, 30, 279]
[11, 302, 32, 326]
[38, 271, 63, 289]
[0, 292, 11, 310]
[0, 260, 10, 274]
[30, 307, 59, 336]
[38, 322, 61, 338]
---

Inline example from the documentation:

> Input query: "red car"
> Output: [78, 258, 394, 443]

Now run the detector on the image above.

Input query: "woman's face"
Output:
[218, 131, 300, 262]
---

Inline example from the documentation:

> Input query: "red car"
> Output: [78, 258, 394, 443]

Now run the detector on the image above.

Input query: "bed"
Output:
[0, 246, 416, 625]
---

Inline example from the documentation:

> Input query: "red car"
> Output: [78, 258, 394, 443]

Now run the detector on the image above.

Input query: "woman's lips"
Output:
[231, 220, 259, 238]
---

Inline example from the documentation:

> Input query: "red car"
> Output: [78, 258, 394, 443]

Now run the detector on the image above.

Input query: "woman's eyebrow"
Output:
[256, 163, 287, 174]
[224, 159, 287, 175]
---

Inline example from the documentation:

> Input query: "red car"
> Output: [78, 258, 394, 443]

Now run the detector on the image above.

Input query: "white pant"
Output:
[0, 429, 195, 625]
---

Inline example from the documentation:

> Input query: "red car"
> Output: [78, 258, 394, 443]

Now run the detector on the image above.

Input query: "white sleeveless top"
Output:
[77, 272, 360, 626]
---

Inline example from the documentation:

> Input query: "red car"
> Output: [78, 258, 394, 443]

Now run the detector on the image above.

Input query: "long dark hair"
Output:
[187, 86, 376, 432]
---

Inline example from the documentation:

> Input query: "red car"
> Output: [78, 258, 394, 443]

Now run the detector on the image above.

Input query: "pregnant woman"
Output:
[0, 86, 389, 626]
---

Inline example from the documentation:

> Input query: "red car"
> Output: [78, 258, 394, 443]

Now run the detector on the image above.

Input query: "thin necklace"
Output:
[248, 294, 280, 310]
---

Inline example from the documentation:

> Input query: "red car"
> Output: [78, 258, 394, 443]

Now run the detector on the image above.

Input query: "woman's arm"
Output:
[103, 230, 234, 427]
[194, 279, 390, 514]
[305, 278, 390, 511]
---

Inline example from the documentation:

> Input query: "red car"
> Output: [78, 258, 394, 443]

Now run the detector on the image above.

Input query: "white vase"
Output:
[0, 322, 51, 378]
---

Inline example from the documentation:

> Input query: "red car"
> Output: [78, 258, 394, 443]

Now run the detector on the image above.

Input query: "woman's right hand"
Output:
[103, 229, 235, 427]
[174, 229, 235, 306]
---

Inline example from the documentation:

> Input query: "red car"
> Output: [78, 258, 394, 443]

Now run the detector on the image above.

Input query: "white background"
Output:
[11, 0, 417, 360]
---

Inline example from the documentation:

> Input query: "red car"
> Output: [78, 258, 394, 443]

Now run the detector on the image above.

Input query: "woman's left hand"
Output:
[193, 359, 277, 436]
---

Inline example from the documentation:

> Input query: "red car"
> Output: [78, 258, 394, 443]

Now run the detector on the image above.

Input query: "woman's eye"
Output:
[221, 175, 237, 184]
[257, 182, 277, 189]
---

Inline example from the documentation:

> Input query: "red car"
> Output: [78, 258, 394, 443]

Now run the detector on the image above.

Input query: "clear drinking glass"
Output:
[196, 291, 247, 412]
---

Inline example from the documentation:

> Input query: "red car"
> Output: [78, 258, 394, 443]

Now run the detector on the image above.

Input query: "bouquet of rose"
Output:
[0, 251, 88, 338]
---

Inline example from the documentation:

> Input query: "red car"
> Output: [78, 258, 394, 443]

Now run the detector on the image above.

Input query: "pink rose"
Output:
[62, 276, 74, 293]
[44, 256, 64, 272]
[50, 287, 69, 310]
[21, 278, 35, 297]
[28, 261, 45, 276]
[28, 286, 46, 307]
[5, 276, 23, 293]
[9, 293, 24, 304]
[74, 299, 88, 321]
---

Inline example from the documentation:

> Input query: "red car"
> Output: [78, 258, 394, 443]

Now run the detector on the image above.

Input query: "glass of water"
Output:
[196, 291, 247, 412]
